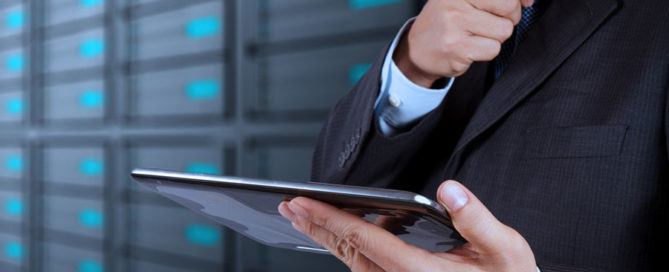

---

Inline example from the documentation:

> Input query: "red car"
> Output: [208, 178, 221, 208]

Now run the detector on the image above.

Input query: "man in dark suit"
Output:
[277, 0, 668, 271]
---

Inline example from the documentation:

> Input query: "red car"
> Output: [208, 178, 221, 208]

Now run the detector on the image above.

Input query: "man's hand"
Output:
[277, 180, 536, 272]
[395, 0, 535, 87]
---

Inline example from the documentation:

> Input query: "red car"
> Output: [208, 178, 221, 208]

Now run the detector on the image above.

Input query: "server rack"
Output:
[0, 0, 417, 271]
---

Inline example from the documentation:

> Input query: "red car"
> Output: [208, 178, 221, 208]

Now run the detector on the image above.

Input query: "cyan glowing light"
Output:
[79, 39, 104, 58]
[186, 16, 221, 39]
[5, 98, 23, 115]
[185, 224, 220, 246]
[79, 259, 103, 272]
[3, 242, 22, 260]
[349, 0, 402, 10]
[348, 63, 372, 86]
[79, 90, 104, 108]
[185, 163, 221, 175]
[185, 80, 220, 101]
[80, 0, 104, 8]
[5, 155, 22, 173]
[79, 159, 103, 176]
[5, 10, 24, 29]
[4, 198, 22, 216]
[79, 209, 103, 229]
[5, 54, 23, 72]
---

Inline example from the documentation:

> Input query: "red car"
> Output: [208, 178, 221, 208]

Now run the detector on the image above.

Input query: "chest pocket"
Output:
[522, 125, 628, 159]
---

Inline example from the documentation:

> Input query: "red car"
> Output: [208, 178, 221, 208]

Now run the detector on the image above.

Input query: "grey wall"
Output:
[0, 0, 416, 271]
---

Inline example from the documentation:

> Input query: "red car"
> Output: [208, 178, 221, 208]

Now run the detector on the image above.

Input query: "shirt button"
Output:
[388, 95, 402, 108]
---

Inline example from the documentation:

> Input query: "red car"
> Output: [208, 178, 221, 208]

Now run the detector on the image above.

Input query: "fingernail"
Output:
[278, 202, 296, 222]
[288, 201, 309, 218]
[441, 181, 469, 212]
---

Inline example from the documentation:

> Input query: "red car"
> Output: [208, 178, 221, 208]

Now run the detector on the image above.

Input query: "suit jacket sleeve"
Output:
[311, 45, 449, 188]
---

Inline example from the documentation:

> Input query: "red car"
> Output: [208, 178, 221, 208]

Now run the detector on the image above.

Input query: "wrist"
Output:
[392, 30, 442, 88]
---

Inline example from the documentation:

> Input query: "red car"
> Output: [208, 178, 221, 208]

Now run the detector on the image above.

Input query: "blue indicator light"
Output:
[80, 0, 103, 8]
[5, 10, 24, 29]
[185, 80, 220, 101]
[80, 39, 104, 58]
[3, 242, 22, 260]
[79, 209, 103, 229]
[79, 159, 103, 176]
[348, 63, 372, 86]
[5, 98, 23, 115]
[5, 155, 22, 173]
[79, 90, 104, 109]
[5, 54, 23, 72]
[4, 198, 22, 216]
[185, 163, 221, 175]
[349, 0, 402, 10]
[79, 259, 103, 272]
[185, 224, 220, 246]
[185, 16, 221, 39]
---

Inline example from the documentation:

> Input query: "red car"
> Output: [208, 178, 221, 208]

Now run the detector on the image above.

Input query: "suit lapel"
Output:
[445, 0, 621, 174]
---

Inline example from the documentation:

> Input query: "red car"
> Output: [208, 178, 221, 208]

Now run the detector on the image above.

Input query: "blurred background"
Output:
[0, 0, 420, 271]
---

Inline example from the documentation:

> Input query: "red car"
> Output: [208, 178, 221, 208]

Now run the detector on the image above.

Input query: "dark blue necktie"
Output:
[493, 4, 543, 79]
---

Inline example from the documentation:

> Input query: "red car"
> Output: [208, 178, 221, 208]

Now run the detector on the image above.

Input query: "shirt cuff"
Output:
[374, 18, 454, 136]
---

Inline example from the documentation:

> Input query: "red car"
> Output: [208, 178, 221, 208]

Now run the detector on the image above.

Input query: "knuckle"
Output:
[501, 0, 520, 16]
[511, 11, 522, 24]
[491, 41, 502, 58]
[341, 224, 368, 250]
[482, 41, 502, 61]
[321, 214, 338, 230]
[311, 214, 327, 227]
[450, 60, 469, 76]
[499, 20, 515, 40]
[334, 236, 358, 266]
[441, 43, 454, 56]
[441, 35, 461, 54]
[302, 221, 318, 237]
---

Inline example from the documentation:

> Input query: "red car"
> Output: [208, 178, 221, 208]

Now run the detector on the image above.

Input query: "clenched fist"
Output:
[395, 0, 535, 87]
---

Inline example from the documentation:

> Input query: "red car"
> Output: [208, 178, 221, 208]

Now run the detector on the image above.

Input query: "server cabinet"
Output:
[44, 28, 105, 73]
[129, 64, 225, 120]
[0, 233, 23, 271]
[45, 0, 105, 26]
[41, 242, 104, 272]
[44, 195, 105, 239]
[43, 80, 106, 123]
[0, 0, 418, 271]
[131, 1, 224, 61]
[248, 41, 386, 120]
[251, 0, 413, 43]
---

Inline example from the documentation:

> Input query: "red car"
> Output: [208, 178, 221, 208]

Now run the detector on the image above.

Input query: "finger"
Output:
[458, 36, 502, 62]
[467, 0, 523, 25]
[285, 209, 385, 272]
[463, 8, 514, 43]
[436, 180, 520, 253]
[287, 197, 434, 272]
[521, 0, 535, 8]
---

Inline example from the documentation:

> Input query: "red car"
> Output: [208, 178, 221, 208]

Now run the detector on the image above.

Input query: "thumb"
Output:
[437, 180, 517, 253]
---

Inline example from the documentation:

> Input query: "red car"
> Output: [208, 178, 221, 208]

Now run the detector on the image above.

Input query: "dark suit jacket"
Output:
[311, 0, 669, 271]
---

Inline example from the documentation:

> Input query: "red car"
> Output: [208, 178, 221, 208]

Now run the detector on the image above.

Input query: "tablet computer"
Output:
[130, 168, 464, 255]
